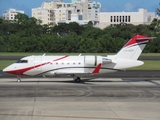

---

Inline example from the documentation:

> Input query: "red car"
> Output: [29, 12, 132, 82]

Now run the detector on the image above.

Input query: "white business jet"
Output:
[3, 34, 153, 83]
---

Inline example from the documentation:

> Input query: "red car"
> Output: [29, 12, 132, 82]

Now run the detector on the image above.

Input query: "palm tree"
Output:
[156, 3, 160, 16]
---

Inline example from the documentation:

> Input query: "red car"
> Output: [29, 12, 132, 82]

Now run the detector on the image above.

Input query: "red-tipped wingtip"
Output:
[92, 63, 102, 74]
[124, 34, 153, 48]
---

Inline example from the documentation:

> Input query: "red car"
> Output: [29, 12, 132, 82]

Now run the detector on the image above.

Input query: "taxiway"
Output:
[0, 77, 160, 120]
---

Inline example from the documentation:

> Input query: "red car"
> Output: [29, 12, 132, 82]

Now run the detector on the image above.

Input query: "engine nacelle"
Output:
[84, 56, 95, 66]
[84, 56, 102, 66]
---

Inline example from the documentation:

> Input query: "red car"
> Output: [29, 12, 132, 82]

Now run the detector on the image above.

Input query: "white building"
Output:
[98, 8, 155, 29]
[88, 1, 100, 21]
[32, 0, 101, 25]
[3, 8, 24, 20]
[71, 0, 81, 3]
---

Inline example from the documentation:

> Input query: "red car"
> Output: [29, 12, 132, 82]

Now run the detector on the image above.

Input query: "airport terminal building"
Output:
[98, 8, 155, 29]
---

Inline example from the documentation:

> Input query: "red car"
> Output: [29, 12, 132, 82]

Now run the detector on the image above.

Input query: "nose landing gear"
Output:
[17, 75, 21, 82]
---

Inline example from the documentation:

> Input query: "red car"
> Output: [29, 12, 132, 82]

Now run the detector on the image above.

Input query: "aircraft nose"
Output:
[2, 65, 21, 75]
[3, 66, 15, 75]
[3, 66, 12, 73]
[3, 67, 8, 72]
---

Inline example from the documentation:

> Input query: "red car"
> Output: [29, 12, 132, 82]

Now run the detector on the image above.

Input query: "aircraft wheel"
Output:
[17, 79, 21, 83]
[75, 77, 81, 83]
[17, 75, 21, 82]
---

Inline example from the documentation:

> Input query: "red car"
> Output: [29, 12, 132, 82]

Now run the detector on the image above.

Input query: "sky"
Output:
[0, 0, 159, 17]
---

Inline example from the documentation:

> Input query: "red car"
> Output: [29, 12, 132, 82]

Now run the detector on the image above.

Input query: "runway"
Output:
[0, 77, 160, 120]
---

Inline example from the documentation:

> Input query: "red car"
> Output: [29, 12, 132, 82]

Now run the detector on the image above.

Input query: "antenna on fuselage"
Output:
[79, 53, 82, 56]
[42, 53, 46, 56]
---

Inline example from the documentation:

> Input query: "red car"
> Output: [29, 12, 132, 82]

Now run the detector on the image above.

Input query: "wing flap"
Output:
[54, 71, 84, 75]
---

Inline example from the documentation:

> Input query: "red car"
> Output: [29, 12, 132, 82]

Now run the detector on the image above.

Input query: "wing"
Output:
[54, 63, 102, 75]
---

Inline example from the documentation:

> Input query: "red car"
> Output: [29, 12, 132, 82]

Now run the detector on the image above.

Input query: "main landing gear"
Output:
[75, 77, 81, 83]
[17, 75, 21, 82]
[73, 75, 81, 83]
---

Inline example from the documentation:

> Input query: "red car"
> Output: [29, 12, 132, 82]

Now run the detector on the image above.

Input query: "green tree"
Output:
[0, 36, 6, 51]
[0, 13, 160, 53]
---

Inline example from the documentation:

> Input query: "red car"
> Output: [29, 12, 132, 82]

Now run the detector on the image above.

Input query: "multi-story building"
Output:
[32, 0, 101, 25]
[98, 8, 155, 29]
[33, 1, 155, 29]
[3, 8, 24, 20]
[88, 1, 100, 21]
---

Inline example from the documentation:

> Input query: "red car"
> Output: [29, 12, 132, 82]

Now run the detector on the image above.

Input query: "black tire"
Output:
[75, 77, 81, 83]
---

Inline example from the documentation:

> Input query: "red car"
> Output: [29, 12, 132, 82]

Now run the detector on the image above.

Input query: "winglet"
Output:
[92, 63, 102, 74]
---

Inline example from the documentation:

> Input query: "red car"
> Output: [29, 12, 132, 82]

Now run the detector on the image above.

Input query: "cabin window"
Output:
[16, 60, 28, 63]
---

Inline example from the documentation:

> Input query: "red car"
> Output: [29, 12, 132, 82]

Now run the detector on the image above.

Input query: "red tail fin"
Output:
[116, 34, 153, 60]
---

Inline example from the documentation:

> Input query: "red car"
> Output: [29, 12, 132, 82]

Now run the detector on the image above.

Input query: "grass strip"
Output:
[129, 61, 160, 70]
[0, 60, 16, 70]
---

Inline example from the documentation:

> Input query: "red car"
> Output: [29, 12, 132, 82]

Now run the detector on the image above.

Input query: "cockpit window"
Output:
[16, 60, 28, 63]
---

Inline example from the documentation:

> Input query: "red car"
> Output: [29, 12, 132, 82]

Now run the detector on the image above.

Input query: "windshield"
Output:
[16, 60, 28, 63]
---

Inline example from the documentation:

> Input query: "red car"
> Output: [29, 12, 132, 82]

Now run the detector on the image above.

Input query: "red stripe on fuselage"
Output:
[53, 55, 68, 61]
[6, 56, 69, 75]
[6, 63, 47, 75]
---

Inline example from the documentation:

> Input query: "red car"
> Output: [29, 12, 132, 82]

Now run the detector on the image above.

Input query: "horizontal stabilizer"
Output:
[102, 57, 112, 64]
[135, 37, 155, 41]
